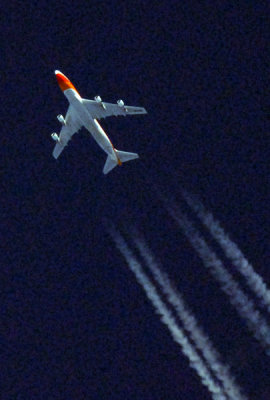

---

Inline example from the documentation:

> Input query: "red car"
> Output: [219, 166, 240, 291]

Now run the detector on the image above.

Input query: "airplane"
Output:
[51, 70, 147, 174]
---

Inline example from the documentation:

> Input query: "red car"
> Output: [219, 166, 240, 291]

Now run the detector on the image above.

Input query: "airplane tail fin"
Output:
[103, 150, 139, 174]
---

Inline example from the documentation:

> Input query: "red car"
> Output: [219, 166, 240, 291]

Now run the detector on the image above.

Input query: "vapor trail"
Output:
[107, 225, 229, 400]
[131, 230, 246, 400]
[181, 190, 270, 313]
[166, 205, 270, 354]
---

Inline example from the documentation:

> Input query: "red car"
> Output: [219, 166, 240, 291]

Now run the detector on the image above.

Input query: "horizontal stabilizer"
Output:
[115, 150, 139, 162]
[103, 149, 139, 174]
[103, 156, 118, 174]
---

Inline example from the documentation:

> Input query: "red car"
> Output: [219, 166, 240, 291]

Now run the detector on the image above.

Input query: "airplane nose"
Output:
[55, 71, 69, 91]
[55, 71, 77, 93]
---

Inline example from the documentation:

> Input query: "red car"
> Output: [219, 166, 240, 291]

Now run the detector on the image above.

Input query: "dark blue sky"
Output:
[2, 1, 269, 399]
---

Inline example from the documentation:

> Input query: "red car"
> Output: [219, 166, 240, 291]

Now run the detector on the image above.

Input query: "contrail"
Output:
[107, 224, 229, 400]
[181, 190, 270, 313]
[131, 230, 246, 400]
[166, 205, 270, 354]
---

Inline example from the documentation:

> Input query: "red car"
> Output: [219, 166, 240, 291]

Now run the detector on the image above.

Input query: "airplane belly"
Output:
[85, 118, 114, 156]
[68, 95, 115, 157]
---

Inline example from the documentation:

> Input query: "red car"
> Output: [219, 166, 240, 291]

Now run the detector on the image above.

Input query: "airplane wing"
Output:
[53, 106, 82, 159]
[81, 98, 147, 120]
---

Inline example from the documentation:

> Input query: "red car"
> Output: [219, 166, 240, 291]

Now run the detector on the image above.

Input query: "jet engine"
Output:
[57, 114, 66, 125]
[51, 133, 60, 142]
[117, 99, 124, 107]
[95, 95, 107, 110]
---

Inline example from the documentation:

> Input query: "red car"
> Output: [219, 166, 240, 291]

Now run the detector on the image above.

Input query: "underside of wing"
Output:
[53, 106, 82, 159]
[123, 105, 148, 115]
[82, 98, 147, 120]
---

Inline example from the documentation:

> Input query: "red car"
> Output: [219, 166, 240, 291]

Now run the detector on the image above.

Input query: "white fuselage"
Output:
[64, 88, 117, 161]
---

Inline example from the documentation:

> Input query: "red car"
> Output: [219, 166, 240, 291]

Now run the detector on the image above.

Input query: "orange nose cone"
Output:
[55, 70, 78, 93]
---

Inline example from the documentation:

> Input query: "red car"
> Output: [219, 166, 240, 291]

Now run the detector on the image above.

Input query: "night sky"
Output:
[2, 1, 269, 399]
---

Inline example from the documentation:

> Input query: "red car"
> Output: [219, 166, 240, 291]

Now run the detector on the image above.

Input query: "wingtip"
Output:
[55, 70, 61, 75]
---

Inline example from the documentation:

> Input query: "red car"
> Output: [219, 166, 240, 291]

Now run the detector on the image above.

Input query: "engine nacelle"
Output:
[51, 133, 60, 142]
[57, 114, 66, 125]
[94, 95, 102, 103]
[117, 99, 124, 107]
